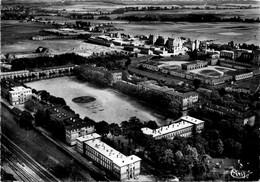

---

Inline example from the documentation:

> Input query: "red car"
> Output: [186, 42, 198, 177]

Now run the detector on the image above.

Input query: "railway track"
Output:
[2, 145, 41, 182]
[1, 134, 60, 182]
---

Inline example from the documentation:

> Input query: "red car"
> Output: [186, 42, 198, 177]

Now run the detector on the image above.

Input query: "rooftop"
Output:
[1, 79, 22, 89]
[10, 86, 31, 92]
[49, 107, 78, 121]
[160, 65, 181, 70]
[12, 107, 22, 116]
[180, 116, 204, 125]
[142, 121, 193, 138]
[181, 60, 207, 66]
[0, 70, 29, 76]
[86, 139, 141, 167]
[76, 133, 101, 143]
[220, 50, 235, 53]
[140, 61, 165, 67]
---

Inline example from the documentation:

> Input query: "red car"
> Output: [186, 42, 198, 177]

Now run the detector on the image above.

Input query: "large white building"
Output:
[76, 133, 101, 154]
[9, 86, 32, 105]
[65, 120, 95, 146]
[77, 133, 141, 181]
[1, 80, 33, 106]
[142, 116, 204, 140]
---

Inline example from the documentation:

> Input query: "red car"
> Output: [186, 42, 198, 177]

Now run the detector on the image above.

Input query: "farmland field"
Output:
[113, 22, 260, 45]
[123, 8, 260, 19]
[1, 20, 52, 44]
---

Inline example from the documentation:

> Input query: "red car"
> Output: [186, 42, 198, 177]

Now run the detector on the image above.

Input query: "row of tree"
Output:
[74, 66, 113, 87]
[116, 14, 260, 23]
[114, 81, 182, 119]
[11, 52, 132, 71]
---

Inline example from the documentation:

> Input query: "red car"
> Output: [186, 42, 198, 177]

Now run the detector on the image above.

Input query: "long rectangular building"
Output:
[79, 133, 141, 181]
[137, 81, 198, 110]
[142, 116, 204, 140]
[181, 60, 208, 70]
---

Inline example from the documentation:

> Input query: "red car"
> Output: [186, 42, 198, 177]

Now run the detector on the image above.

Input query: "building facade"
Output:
[137, 81, 198, 110]
[80, 133, 141, 181]
[138, 61, 164, 72]
[1, 79, 32, 105]
[220, 50, 235, 60]
[181, 61, 208, 70]
[0, 70, 30, 80]
[142, 116, 204, 139]
[65, 119, 95, 146]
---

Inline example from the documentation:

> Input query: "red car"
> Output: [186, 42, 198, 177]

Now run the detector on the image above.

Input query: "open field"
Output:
[1, 20, 52, 45]
[3, 0, 260, 5]
[199, 69, 222, 77]
[26, 76, 165, 125]
[188, 66, 236, 77]
[113, 22, 260, 44]
[123, 8, 260, 19]
[159, 61, 189, 67]
[1, 35, 122, 56]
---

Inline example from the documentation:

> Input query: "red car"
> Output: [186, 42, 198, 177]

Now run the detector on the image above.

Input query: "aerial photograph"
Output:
[1, 0, 259, 181]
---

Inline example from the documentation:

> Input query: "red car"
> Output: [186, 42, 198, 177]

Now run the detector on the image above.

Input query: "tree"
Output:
[215, 139, 224, 156]
[174, 157, 191, 178]
[19, 110, 34, 129]
[109, 123, 121, 140]
[184, 145, 199, 164]
[145, 120, 158, 129]
[40, 90, 50, 101]
[34, 109, 46, 127]
[192, 161, 206, 180]
[158, 149, 175, 167]
[228, 41, 234, 48]
[193, 79, 201, 90]
[175, 150, 184, 162]
[223, 138, 242, 158]
[95, 121, 109, 137]
[211, 90, 221, 102]
[53, 97, 66, 106]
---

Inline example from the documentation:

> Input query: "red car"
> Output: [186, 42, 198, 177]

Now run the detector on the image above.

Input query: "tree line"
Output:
[11, 52, 133, 71]
[116, 14, 260, 23]
[114, 81, 182, 119]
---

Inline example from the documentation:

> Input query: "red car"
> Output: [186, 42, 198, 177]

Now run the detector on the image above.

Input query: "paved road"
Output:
[2, 134, 60, 182]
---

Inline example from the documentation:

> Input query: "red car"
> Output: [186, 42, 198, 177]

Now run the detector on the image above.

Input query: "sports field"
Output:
[189, 66, 236, 77]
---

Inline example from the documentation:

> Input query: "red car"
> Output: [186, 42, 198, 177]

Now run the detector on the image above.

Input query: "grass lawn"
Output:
[199, 69, 222, 77]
